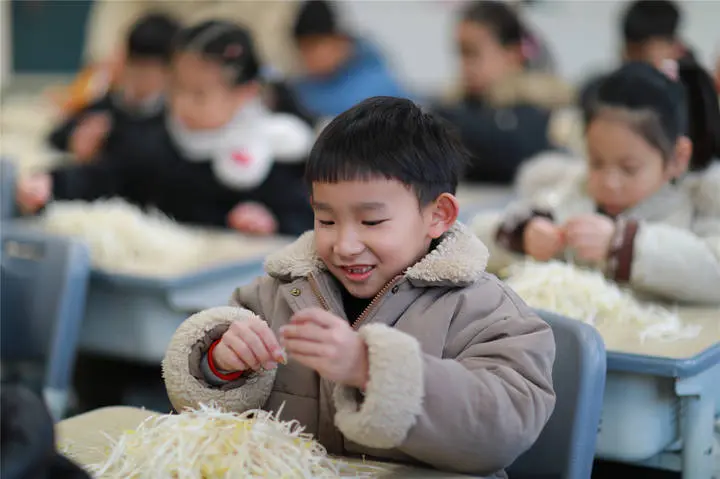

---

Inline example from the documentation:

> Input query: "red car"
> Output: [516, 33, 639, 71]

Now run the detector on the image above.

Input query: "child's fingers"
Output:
[223, 333, 261, 370]
[238, 327, 275, 367]
[213, 341, 248, 372]
[290, 308, 339, 328]
[248, 321, 285, 363]
[564, 226, 594, 244]
[280, 323, 328, 343]
[284, 337, 331, 358]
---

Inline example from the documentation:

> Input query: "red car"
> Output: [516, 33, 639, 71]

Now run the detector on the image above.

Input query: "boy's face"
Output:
[297, 35, 352, 77]
[586, 117, 685, 216]
[120, 58, 169, 106]
[169, 52, 256, 130]
[457, 20, 523, 96]
[312, 179, 455, 299]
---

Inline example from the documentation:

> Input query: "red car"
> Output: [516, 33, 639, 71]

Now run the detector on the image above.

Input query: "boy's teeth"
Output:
[348, 266, 371, 274]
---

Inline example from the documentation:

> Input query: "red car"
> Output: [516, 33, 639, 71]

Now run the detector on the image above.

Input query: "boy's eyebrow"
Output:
[311, 201, 387, 211]
[311, 202, 332, 211]
[354, 202, 387, 211]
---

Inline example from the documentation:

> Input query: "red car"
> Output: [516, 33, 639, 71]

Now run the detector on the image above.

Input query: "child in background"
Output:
[47, 13, 180, 164]
[433, 0, 575, 185]
[290, 0, 410, 118]
[17, 21, 315, 236]
[1, 385, 91, 479]
[474, 61, 720, 305]
[622, 0, 686, 65]
[82, 1, 300, 82]
[580, 0, 688, 115]
[162, 97, 555, 476]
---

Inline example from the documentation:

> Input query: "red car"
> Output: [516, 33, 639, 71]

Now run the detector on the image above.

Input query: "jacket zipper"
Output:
[351, 276, 402, 330]
[307, 273, 402, 330]
[307, 274, 331, 311]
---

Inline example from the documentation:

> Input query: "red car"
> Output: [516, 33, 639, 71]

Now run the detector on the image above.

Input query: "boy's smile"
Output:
[311, 179, 455, 299]
[339, 265, 375, 283]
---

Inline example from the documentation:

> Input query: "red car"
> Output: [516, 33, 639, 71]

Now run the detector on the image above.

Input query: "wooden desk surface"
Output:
[57, 407, 473, 478]
[598, 306, 720, 360]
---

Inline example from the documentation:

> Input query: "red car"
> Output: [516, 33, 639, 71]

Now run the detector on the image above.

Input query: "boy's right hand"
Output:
[16, 174, 52, 214]
[70, 112, 111, 162]
[212, 316, 286, 373]
[523, 217, 565, 261]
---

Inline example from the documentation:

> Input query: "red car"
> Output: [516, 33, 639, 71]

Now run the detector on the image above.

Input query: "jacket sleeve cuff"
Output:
[333, 324, 424, 449]
[162, 306, 275, 413]
[200, 340, 245, 386]
[495, 209, 554, 254]
[606, 218, 639, 283]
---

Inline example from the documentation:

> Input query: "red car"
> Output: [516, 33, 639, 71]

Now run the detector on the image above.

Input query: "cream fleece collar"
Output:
[264, 222, 490, 287]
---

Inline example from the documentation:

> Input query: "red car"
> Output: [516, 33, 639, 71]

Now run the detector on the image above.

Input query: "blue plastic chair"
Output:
[1, 222, 91, 420]
[508, 310, 607, 479]
[1, 159, 18, 220]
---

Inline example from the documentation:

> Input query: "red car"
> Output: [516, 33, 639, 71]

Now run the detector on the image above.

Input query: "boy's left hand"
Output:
[563, 214, 616, 263]
[280, 308, 369, 390]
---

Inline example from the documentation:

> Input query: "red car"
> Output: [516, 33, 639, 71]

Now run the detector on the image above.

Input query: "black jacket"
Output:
[47, 93, 168, 165]
[1, 385, 91, 479]
[46, 86, 314, 236]
[49, 127, 314, 236]
[435, 98, 555, 184]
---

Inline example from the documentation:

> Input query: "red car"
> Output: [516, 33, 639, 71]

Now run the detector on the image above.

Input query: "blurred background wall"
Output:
[2, 0, 719, 94]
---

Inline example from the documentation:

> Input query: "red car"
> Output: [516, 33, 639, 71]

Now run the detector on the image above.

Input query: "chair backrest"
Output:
[507, 310, 607, 479]
[1, 159, 18, 220]
[1, 222, 91, 418]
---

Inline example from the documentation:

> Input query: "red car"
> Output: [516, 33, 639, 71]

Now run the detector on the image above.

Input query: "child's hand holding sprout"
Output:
[212, 308, 369, 390]
[524, 214, 616, 264]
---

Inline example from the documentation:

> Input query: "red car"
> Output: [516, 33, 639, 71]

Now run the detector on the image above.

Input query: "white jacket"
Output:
[168, 98, 314, 190]
[473, 161, 720, 305]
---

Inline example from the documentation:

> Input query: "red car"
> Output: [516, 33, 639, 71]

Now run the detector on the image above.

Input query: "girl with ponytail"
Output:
[474, 60, 720, 305]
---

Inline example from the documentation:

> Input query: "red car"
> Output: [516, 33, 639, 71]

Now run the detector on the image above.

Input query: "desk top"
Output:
[56, 407, 471, 478]
[598, 306, 720, 377]
[91, 229, 292, 280]
[12, 218, 292, 280]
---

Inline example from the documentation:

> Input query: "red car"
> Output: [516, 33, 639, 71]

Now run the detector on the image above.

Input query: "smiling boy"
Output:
[163, 96, 555, 477]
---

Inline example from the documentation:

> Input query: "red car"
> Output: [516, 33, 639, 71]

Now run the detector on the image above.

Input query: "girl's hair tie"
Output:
[224, 44, 243, 59]
[521, 35, 539, 61]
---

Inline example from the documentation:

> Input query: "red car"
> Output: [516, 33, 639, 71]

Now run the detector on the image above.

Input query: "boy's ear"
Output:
[427, 193, 460, 239]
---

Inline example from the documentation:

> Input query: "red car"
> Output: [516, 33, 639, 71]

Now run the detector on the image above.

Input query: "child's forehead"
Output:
[310, 178, 417, 207]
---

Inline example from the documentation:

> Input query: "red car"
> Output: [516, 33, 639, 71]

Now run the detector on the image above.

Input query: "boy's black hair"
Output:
[126, 12, 181, 64]
[461, 0, 525, 47]
[621, 0, 681, 44]
[293, 0, 341, 41]
[174, 20, 260, 85]
[305, 97, 468, 206]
